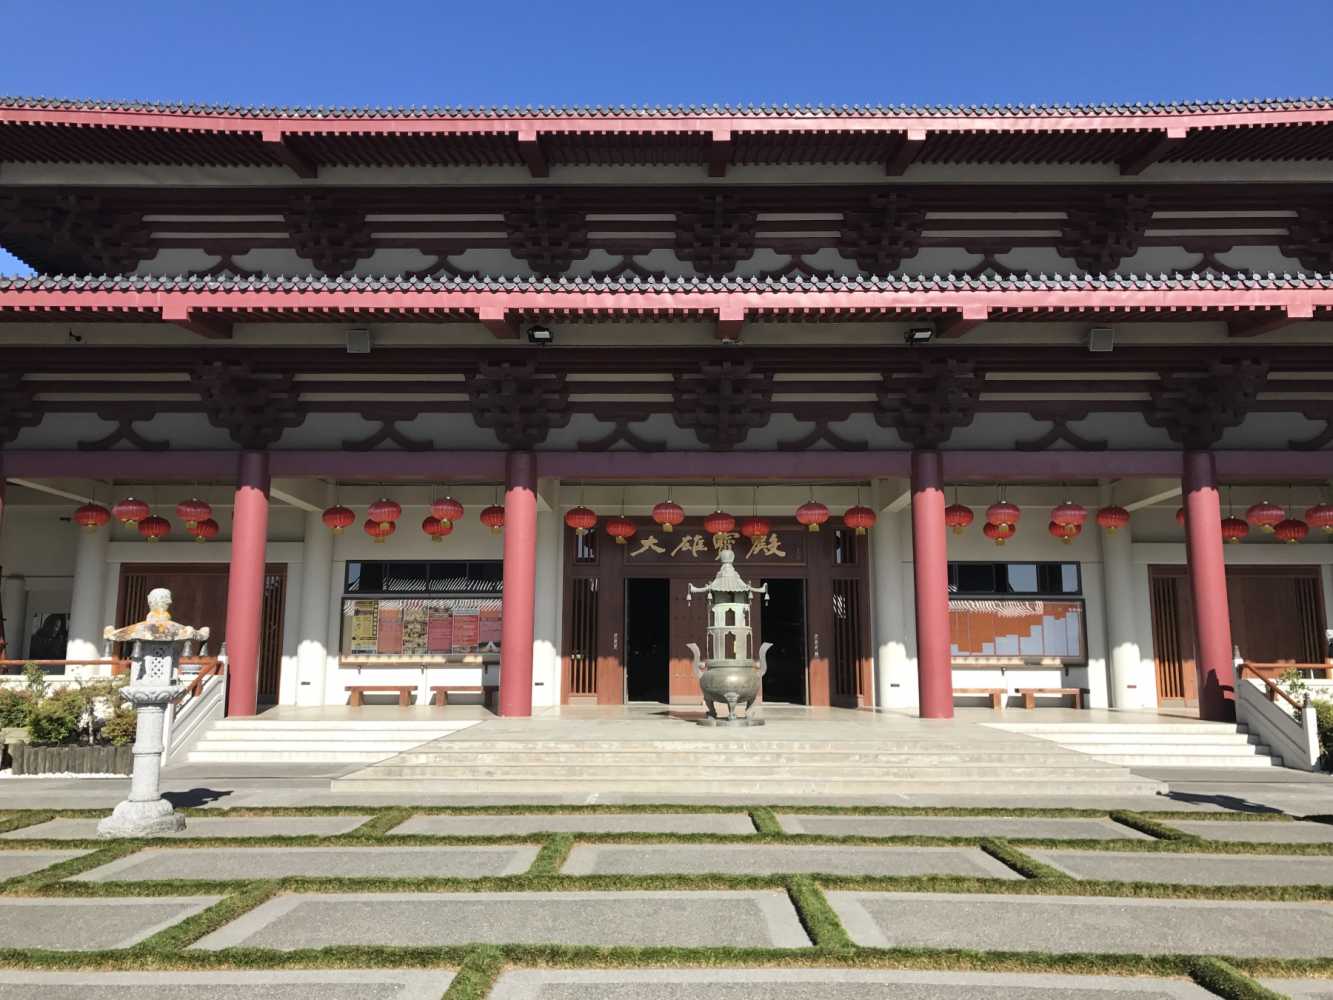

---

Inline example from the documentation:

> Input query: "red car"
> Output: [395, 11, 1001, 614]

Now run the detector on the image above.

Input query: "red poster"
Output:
[452, 613, 480, 652]
[377, 607, 403, 654]
[426, 613, 453, 653]
[478, 606, 501, 646]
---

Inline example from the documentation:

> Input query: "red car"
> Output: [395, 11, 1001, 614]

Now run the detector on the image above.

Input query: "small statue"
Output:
[685, 549, 772, 726]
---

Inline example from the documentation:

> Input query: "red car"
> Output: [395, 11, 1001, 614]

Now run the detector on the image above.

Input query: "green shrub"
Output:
[1314, 699, 1333, 767]
[100, 705, 137, 746]
[27, 699, 79, 744]
[0, 688, 34, 729]
[21, 663, 46, 698]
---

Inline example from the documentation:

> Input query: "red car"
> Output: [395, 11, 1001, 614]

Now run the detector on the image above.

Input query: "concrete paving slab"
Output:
[561, 843, 1020, 878]
[0, 849, 87, 880]
[190, 890, 810, 950]
[0, 970, 455, 999]
[0, 815, 372, 840]
[0, 896, 221, 951]
[827, 891, 1333, 957]
[392, 812, 757, 836]
[70, 845, 539, 882]
[1162, 819, 1333, 843]
[490, 968, 1217, 999]
[1029, 849, 1333, 886]
[1257, 980, 1333, 998]
[777, 814, 1151, 840]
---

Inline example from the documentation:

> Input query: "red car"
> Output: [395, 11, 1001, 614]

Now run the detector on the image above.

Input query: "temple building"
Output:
[3, 96, 1333, 729]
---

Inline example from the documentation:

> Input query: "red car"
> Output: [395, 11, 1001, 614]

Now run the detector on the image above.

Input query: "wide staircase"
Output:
[186, 718, 480, 765]
[329, 717, 1167, 796]
[987, 721, 1282, 769]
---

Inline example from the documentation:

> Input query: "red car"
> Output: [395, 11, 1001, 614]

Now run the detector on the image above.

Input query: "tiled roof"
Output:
[3, 95, 1332, 119]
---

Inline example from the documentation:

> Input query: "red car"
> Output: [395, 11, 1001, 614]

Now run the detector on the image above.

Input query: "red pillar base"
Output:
[1182, 449, 1237, 723]
[911, 450, 953, 719]
[224, 451, 270, 717]
[499, 452, 537, 718]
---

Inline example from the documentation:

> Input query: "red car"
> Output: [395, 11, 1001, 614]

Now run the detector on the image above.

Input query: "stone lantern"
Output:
[97, 588, 209, 838]
[685, 548, 772, 726]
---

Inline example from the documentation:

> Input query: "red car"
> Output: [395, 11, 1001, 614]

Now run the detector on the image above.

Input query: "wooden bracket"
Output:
[1119, 127, 1188, 176]
[478, 305, 520, 340]
[885, 129, 927, 176]
[1228, 302, 1314, 338]
[261, 128, 318, 179]
[516, 128, 549, 178]
[938, 305, 990, 339]
[162, 302, 233, 340]
[708, 129, 733, 177]
[716, 303, 746, 341]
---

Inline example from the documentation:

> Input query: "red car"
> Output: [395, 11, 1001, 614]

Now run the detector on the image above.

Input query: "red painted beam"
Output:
[160, 302, 233, 340]
[516, 129, 548, 178]
[260, 128, 318, 179]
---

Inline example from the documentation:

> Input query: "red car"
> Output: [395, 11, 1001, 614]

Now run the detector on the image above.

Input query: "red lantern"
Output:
[1246, 500, 1284, 533]
[1095, 505, 1130, 533]
[1049, 520, 1080, 545]
[739, 516, 771, 539]
[422, 515, 453, 543]
[1051, 501, 1087, 528]
[368, 498, 402, 524]
[322, 505, 355, 534]
[982, 521, 1010, 546]
[1221, 516, 1249, 544]
[652, 499, 685, 533]
[112, 497, 150, 525]
[191, 518, 219, 543]
[1275, 518, 1309, 544]
[364, 519, 396, 544]
[480, 504, 505, 534]
[703, 510, 736, 537]
[137, 515, 170, 543]
[605, 515, 636, 545]
[73, 503, 111, 532]
[175, 497, 212, 529]
[564, 505, 598, 536]
[795, 499, 830, 532]
[843, 505, 877, 535]
[944, 503, 974, 535]
[1306, 504, 1333, 534]
[1176, 507, 1186, 526]
[431, 496, 464, 526]
[986, 501, 1020, 528]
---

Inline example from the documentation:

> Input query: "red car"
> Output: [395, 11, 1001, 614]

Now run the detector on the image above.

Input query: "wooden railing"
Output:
[181, 658, 223, 699]
[1238, 662, 1312, 712]
[1240, 661, 1333, 680]
[0, 656, 220, 683]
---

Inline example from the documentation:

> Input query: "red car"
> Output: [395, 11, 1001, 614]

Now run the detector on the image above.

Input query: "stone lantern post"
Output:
[685, 548, 772, 726]
[97, 588, 208, 838]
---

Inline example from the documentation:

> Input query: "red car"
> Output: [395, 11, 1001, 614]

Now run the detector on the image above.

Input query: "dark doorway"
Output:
[761, 579, 806, 704]
[625, 578, 670, 702]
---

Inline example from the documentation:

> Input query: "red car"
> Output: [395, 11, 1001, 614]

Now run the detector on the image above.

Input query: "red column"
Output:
[911, 449, 953, 719]
[1182, 450, 1236, 722]
[224, 451, 270, 717]
[0, 469, 7, 659]
[499, 451, 537, 717]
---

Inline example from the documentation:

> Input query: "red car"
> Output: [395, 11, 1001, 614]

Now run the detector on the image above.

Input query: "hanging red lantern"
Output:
[1275, 518, 1309, 544]
[1048, 520, 1080, 545]
[190, 518, 219, 543]
[739, 516, 771, 539]
[564, 505, 598, 536]
[651, 499, 685, 533]
[1051, 501, 1087, 528]
[795, 499, 830, 532]
[1246, 500, 1284, 533]
[1221, 516, 1249, 544]
[703, 510, 736, 537]
[605, 515, 636, 545]
[175, 497, 212, 529]
[112, 497, 150, 525]
[1306, 503, 1333, 534]
[843, 505, 877, 535]
[944, 503, 974, 535]
[322, 505, 355, 534]
[986, 500, 1020, 528]
[431, 496, 464, 526]
[368, 498, 402, 524]
[421, 515, 453, 543]
[364, 519, 396, 544]
[480, 504, 505, 534]
[1095, 505, 1130, 533]
[982, 522, 1010, 546]
[73, 503, 111, 532]
[137, 515, 170, 543]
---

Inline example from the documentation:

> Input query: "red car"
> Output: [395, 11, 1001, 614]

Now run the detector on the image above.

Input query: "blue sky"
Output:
[3, 0, 1332, 275]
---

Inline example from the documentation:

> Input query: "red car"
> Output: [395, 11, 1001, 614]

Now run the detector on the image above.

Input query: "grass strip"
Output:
[1189, 957, 1288, 999]
[784, 875, 852, 949]
[443, 946, 504, 1000]
[527, 835, 575, 877]
[0, 812, 57, 835]
[0, 841, 141, 895]
[980, 839, 1070, 880]
[348, 808, 415, 838]
[749, 808, 783, 834]
[1110, 811, 1201, 842]
[131, 882, 280, 952]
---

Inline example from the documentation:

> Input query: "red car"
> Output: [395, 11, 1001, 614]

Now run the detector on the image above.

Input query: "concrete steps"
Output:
[187, 719, 477, 764]
[988, 722, 1284, 769]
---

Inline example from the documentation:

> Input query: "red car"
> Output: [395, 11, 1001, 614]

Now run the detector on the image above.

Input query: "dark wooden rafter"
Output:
[190, 360, 305, 449]
[708, 128, 733, 177]
[884, 129, 927, 176]
[515, 128, 549, 178]
[716, 303, 745, 341]
[260, 128, 318, 179]
[162, 302, 233, 340]
[0, 375, 41, 445]
[478, 305, 519, 339]
[672, 359, 772, 449]
[1144, 359, 1268, 449]
[937, 305, 990, 339]
[1119, 127, 1189, 175]
[876, 359, 981, 448]
[468, 361, 570, 448]
[1227, 303, 1314, 337]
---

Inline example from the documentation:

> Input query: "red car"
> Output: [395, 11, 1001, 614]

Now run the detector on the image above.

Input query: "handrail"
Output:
[0, 656, 218, 679]
[1239, 662, 1310, 712]
[1240, 661, 1333, 679]
[181, 658, 223, 700]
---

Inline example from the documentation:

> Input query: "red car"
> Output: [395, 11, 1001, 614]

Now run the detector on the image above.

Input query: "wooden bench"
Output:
[1018, 687, 1084, 710]
[953, 687, 1006, 710]
[345, 684, 416, 707]
[430, 683, 500, 707]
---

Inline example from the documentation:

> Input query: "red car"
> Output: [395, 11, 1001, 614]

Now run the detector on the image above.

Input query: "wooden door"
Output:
[667, 578, 708, 704]
[562, 576, 599, 703]
[1148, 569, 1196, 704]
